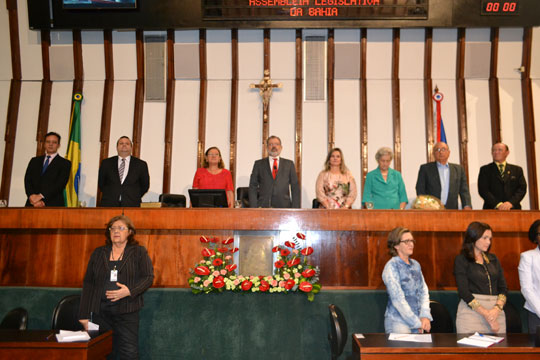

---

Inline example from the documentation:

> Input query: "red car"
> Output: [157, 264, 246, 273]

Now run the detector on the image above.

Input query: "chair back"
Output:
[51, 294, 83, 331]
[159, 193, 186, 207]
[504, 301, 522, 333]
[236, 187, 250, 208]
[312, 198, 321, 209]
[429, 300, 454, 333]
[328, 304, 348, 360]
[0, 307, 28, 330]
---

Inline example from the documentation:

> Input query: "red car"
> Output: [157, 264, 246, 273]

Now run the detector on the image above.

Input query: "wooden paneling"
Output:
[456, 28, 469, 179]
[489, 28, 502, 144]
[197, 29, 207, 168]
[391, 28, 401, 171]
[327, 29, 335, 152]
[423, 28, 434, 162]
[294, 29, 303, 192]
[162, 29, 176, 194]
[132, 29, 145, 158]
[0, 209, 538, 290]
[360, 28, 368, 190]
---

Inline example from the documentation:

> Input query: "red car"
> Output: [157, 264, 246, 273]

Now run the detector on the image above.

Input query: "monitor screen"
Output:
[189, 189, 228, 208]
[63, 0, 137, 10]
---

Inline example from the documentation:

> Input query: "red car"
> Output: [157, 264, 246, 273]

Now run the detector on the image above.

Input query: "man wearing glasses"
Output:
[415, 142, 472, 209]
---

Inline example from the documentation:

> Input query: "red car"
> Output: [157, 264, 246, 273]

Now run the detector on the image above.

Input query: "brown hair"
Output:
[387, 227, 411, 257]
[105, 215, 138, 246]
[323, 148, 348, 174]
[202, 147, 225, 169]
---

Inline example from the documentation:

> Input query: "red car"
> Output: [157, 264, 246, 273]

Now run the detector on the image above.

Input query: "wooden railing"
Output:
[0, 208, 538, 290]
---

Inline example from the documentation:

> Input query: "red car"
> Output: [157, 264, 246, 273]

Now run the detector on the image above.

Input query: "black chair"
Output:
[159, 193, 186, 207]
[236, 187, 250, 208]
[312, 198, 320, 208]
[429, 300, 454, 333]
[51, 294, 83, 331]
[328, 304, 348, 360]
[504, 301, 522, 333]
[0, 307, 28, 330]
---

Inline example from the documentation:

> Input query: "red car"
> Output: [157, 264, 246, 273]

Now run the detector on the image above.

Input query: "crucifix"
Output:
[250, 69, 282, 156]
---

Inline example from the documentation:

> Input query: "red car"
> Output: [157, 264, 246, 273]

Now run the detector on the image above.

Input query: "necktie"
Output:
[42, 155, 51, 174]
[119, 158, 126, 183]
[272, 158, 278, 179]
[498, 164, 504, 177]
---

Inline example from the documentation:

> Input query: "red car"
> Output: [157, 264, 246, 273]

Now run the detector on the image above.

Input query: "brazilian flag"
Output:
[64, 93, 82, 207]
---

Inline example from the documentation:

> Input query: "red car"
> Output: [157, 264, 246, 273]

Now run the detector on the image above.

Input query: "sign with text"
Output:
[203, 0, 429, 20]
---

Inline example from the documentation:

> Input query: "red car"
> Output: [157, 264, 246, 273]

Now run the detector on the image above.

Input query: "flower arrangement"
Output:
[188, 232, 321, 301]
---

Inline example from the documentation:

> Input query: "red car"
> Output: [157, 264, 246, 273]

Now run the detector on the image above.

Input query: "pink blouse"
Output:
[192, 168, 234, 191]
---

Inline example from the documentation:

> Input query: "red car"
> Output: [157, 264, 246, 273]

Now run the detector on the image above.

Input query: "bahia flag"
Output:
[64, 93, 82, 207]
[432, 89, 447, 144]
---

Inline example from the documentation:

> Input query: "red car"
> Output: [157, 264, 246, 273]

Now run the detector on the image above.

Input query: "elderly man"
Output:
[24, 132, 71, 207]
[248, 135, 300, 208]
[415, 142, 472, 209]
[98, 136, 150, 207]
[478, 142, 527, 210]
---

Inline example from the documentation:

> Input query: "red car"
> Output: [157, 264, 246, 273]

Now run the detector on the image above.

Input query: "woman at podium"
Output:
[192, 146, 234, 208]
[315, 148, 357, 209]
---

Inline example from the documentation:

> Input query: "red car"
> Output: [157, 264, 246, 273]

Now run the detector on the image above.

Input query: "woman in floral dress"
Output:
[315, 148, 357, 209]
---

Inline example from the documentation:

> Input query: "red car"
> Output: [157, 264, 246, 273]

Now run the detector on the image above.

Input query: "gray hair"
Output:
[375, 147, 393, 162]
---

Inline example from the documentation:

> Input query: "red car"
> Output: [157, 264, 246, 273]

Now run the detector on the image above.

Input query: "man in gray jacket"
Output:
[249, 136, 300, 208]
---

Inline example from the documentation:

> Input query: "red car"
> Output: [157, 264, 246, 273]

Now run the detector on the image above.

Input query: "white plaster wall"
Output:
[9, 82, 41, 206]
[238, 30, 264, 81]
[531, 27, 540, 79]
[498, 28, 523, 80]
[140, 102, 166, 202]
[366, 29, 392, 80]
[270, 30, 296, 80]
[112, 31, 137, 81]
[108, 81, 135, 156]
[366, 80, 393, 176]
[205, 81, 232, 167]
[0, 3, 12, 80]
[82, 31, 106, 81]
[170, 81, 199, 200]
[399, 29, 425, 80]
[207, 30, 231, 81]
[268, 80, 296, 164]
[48, 81, 74, 143]
[17, 0, 42, 80]
[432, 29, 457, 80]
[78, 81, 104, 207]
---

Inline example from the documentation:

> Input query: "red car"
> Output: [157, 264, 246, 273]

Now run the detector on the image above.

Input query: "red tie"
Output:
[272, 158, 278, 179]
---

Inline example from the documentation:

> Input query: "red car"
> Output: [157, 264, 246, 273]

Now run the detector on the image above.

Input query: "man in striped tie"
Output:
[24, 132, 71, 207]
[98, 136, 150, 207]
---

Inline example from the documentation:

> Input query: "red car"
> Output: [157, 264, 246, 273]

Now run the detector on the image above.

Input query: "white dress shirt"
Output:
[518, 246, 540, 317]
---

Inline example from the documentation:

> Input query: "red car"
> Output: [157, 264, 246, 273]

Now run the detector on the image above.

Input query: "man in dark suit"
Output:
[248, 135, 300, 208]
[98, 136, 150, 207]
[478, 142, 527, 210]
[24, 132, 71, 207]
[415, 142, 472, 210]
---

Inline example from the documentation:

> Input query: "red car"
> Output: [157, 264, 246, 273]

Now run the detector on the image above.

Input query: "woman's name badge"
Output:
[110, 269, 118, 282]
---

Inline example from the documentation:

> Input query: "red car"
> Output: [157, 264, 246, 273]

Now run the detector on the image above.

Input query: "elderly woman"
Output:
[315, 148, 357, 209]
[454, 221, 507, 334]
[518, 219, 540, 334]
[362, 147, 407, 209]
[79, 215, 154, 359]
[382, 227, 432, 334]
[192, 146, 234, 208]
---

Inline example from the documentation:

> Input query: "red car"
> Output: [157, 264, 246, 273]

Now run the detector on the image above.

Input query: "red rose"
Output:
[213, 276, 225, 289]
[225, 264, 237, 272]
[213, 258, 223, 266]
[217, 247, 228, 253]
[222, 237, 234, 245]
[259, 280, 270, 292]
[211, 237, 220, 243]
[301, 247, 314, 256]
[284, 279, 295, 290]
[230, 247, 239, 253]
[296, 232, 306, 240]
[194, 266, 210, 276]
[299, 281, 313, 292]
[200, 236, 210, 243]
[285, 241, 296, 249]
[202, 248, 215, 257]
[280, 248, 291, 257]
[287, 258, 300, 267]
[272, 246, 280, 253]
[241, 280, 253, 291]
[274, 260, 285, 268]
[302, 268, 315, 278]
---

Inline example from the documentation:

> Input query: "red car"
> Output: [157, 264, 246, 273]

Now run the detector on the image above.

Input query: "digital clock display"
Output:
[481, 0, 519, 15]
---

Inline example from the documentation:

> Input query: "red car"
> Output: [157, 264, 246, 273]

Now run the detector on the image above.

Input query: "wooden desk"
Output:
[352, 333, 540, 359]
[0, 330, 112, 359]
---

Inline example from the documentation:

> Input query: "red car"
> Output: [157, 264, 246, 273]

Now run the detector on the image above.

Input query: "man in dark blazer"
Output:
[98, 136, 150, 207]
[415, 142, 472, 210]
[24, 132, 71, 207]
[478, 142, 527, 210]
[248, 135, 300, 208]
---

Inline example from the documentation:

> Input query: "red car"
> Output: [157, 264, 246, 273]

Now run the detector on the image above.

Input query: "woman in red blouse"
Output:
[192, 147, 234, 207]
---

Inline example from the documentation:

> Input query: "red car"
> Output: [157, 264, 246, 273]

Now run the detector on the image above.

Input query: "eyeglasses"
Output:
[400, 239, 416, 245]
[434, 148, 448, 153]
[109, 226, 128, 232]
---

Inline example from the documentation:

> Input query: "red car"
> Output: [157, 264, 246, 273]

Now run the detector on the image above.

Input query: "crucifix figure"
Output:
[250, 69, 282, 122]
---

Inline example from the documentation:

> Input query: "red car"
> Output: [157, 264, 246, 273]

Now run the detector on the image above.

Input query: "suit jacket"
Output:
[248, 157, 300, 208]
[79, 244, 154, 319]
[98, 156, 150, 207]
[478, 162, 527, 209]
[415, 162, 472, 209]
[24, 154, 71, 207]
